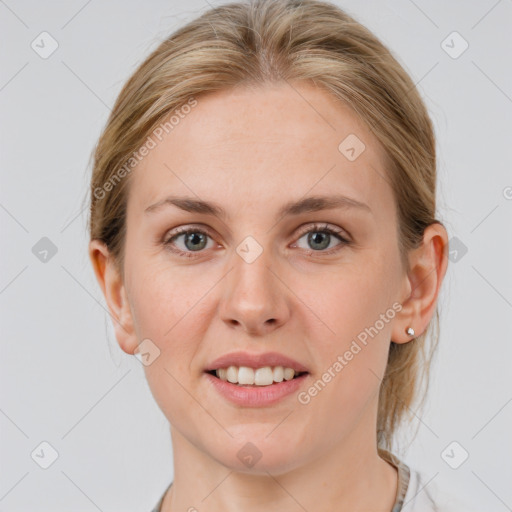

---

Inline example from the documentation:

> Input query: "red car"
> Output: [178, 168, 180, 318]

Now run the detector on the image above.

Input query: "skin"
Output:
[90, 81, 448, 512]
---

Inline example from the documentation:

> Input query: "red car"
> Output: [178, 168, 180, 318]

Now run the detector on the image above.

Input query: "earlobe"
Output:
[88, 239, 138, 355]
[392, 223, 449, 344]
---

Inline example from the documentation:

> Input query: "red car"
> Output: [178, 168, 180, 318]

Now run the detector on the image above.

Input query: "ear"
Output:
[88, 239, 138, 355]
[391, 222, 449, 344]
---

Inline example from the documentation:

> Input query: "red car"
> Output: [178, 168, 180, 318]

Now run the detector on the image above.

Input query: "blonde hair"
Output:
[89, 0, 444, 453]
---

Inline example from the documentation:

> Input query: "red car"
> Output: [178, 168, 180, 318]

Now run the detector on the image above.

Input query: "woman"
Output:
[88, 1, 474, 510]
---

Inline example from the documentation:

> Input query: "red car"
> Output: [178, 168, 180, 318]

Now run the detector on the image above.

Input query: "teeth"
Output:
[226, 366, 237, 383]
[254, 367, 273, 385]
[238, 366, 255, 385]
[215, 365, 300, 386]
[273, 366, 284, 382]
[283, 367, 295, 381]
[216, 368, 227, 381]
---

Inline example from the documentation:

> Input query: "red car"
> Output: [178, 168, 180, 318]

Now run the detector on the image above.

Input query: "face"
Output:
[120, 82, 409, 473]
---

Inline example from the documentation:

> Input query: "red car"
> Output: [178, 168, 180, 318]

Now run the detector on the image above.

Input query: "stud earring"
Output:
[406, 327, 415, 337]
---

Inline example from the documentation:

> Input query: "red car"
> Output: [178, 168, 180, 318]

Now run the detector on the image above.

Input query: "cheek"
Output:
[297, 251, 397, 347]
[128, 258, 208, 339]
[127, 262, 210, 425]
[295, 254, 396, 407]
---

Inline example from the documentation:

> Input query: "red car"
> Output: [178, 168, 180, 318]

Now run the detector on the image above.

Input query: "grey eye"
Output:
[307, 231, 331, 250]
[179, 232, 208, 251]
[296, 229, 343, 251]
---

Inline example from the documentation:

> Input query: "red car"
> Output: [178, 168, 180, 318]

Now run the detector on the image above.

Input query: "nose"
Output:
[219, 246, 291, 337]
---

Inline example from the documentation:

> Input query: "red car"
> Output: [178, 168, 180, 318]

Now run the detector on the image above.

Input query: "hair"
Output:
[88, 0, 445, 453]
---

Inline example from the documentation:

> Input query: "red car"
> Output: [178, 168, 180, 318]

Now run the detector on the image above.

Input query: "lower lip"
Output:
[204, 372, 309, 407]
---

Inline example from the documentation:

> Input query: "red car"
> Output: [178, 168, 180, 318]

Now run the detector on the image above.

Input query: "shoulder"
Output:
[404, 467, 478, 512]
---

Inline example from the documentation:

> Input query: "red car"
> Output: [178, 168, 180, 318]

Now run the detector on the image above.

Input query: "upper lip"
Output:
[205, 351, 309, 373]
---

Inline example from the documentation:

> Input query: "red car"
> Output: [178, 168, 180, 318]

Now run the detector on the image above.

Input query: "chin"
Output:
[208, 427, 309, 475]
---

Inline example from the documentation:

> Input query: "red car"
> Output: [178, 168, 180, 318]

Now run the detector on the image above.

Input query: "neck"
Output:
[161, 415, 398, 512]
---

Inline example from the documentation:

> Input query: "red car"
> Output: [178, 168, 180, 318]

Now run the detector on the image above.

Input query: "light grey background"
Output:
[1, 0, 511, 510]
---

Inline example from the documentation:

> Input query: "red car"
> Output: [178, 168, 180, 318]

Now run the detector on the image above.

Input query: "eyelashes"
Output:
[163, 222, 351, 259]
[164, 226, 216, 257]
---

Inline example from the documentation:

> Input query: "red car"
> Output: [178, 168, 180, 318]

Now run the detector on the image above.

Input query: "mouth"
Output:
[205, 366, 309, 387]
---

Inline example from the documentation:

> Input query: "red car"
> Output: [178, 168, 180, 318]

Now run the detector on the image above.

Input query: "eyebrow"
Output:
[144, 194, 372, 219]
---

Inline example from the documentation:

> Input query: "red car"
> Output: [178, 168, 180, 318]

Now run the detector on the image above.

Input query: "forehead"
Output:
[127, 82, 394, 217]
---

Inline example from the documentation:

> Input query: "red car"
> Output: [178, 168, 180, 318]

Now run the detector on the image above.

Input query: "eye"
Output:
[163, 223, 351, 258]
[163, 226, 215, 257]
[293, 223, 351, 254]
